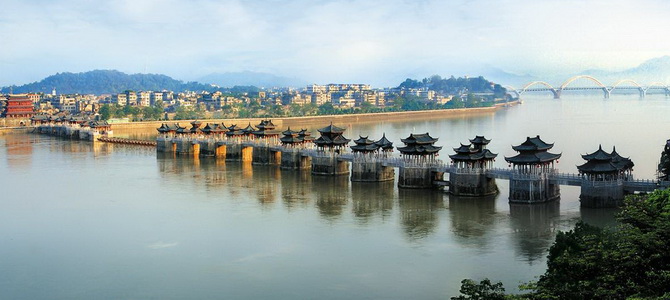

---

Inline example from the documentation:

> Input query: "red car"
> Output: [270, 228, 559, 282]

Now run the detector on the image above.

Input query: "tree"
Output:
[658, 140, 670, 180]
[451, 279, 506, 300]
[455, 189, 670, 299]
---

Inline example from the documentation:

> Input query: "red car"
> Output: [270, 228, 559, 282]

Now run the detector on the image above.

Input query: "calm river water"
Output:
[1, 94, 669, 299]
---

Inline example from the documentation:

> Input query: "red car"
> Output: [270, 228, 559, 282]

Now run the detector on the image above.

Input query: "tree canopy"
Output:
[453, 189, 670, 299]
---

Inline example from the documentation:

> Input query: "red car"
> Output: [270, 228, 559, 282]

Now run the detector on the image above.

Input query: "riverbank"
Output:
[0, 100, 520, 134]
[112, 100, 520, 133]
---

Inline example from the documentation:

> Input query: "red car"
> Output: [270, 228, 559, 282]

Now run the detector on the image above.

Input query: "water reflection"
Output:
[448, 194, 498, 248]
[3, 134, 33, 169]
[580, 207, 620, 228]
[313, 176, 349, 220]
[350, 181, 394, 224]
[252, 166, 280, 206]
[509, 201, 560, 262]
[281, 171, 313, 210]
[398, 189, 445, 241]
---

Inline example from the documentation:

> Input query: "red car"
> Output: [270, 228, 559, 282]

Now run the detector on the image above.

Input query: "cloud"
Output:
[146, 241, 179, 249]
[1, 0, 669, 86]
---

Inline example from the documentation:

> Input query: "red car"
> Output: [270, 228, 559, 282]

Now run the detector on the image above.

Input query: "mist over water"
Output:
[0, 94, 666, 299]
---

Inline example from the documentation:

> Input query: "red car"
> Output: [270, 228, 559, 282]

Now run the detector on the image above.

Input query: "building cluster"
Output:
[1, 81, 500, 121]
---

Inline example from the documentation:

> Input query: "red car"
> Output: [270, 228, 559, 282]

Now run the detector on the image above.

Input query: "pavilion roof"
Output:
[577, 145, 634, 174]
[374, 133, 394, 150]
[505, 151, 561, 164]
[282, 127, 299, 137]
[469, 135, 491, 145]
[512, 135, 554, 152]
[400, 133, 439, 145]
[397, 144, 442, 155]
[317, 122, 346, 134]
[314, 135, 350, 147]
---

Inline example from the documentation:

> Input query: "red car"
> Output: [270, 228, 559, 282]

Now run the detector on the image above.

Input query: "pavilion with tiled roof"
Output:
[505, 135, 561, 172]
[314, 123, 350, 150]
[578, 145, 634, 180]
[396, 133, 442, 157]
[350, 136, 379, 153]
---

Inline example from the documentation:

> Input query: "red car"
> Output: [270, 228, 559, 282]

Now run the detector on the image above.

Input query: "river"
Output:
[1, 94, 668, 299]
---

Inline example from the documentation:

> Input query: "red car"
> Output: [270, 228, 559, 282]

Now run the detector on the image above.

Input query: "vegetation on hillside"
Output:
[0, 70, 261, 95]
[452, 189, 670, 299]
[399, 75, 506, 98]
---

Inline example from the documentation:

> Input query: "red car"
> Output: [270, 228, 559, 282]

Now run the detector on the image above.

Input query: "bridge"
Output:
[506, 75, 670, 99]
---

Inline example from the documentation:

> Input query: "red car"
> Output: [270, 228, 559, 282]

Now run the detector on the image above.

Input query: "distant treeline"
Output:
[0, 70, 260, 95]
[398, 75, 506, 97]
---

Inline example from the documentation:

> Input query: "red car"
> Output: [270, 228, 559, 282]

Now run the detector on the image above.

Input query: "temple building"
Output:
[200, 123, 226, 135]
[189, 120, 203, 134]
[350, 136, 379, 153]
[312, 123, 350, 175]
[397, 133, 442, 159]
[280, 127, 302, 146]
[374, 133, 394, 153]
[252, 120, 280, 139]
[396, 133, 443, 189]
[2, 94, 36, 118]
[448, 136, 498, 196]
[505, 135, 561, 203]
[350, 134, 395, 182]
[314, 123, 351, 151]
[577, 145, 634, 207]
[225, 124, 246, 137]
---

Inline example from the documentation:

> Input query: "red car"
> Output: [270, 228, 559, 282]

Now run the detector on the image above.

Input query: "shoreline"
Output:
[112, 100, 520, 132]
[0, 100, 520, 134]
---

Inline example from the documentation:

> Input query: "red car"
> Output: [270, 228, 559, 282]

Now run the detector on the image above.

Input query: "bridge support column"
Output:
[192, 142, 200, 156]
[215, 144, 227, 158]
[156, 136, 173, 153]
[252, 145, 270, 165]
[398, 166, 441, 189]
[311, 154, 349, 176]
[639, 88, 646, 98]
[448, 170, 498, 196]
[552, 89, 561, 99]
[603, 88, 610, 99]
[509, 173, 560, 203]
[175, 138, 193, 155]
[225, 143, 242, 160]
[350, 158, 394, 182]
[241, 146, 253, 162]
[580, 180, 624, 208]
[280, 149, 310, 170]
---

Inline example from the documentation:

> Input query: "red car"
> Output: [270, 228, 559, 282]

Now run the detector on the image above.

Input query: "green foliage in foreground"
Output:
[453, 189, 670, 299]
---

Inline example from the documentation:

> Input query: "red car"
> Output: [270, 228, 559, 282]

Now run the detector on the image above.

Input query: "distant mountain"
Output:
[0, 70, 216, 94]
[582, 56, 670, 84]
[477, 67, 538, 87]
[198, 71, 308, 88]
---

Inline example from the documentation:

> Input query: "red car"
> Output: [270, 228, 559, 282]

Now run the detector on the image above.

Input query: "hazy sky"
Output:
[2, 0, 669, 87]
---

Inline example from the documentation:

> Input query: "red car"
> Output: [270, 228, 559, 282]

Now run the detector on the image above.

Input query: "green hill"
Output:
[0, 70, 216, 94]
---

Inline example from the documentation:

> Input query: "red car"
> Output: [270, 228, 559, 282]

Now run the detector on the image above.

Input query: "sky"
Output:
[1, 0, 670, 87]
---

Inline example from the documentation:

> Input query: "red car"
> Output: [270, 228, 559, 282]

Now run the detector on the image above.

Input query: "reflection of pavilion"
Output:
[350, 181, 394, 223]
[509, 201, 560, 262]
[397, 189, 445, 241]
[252, 165, 281, 206]
[280, 170, 313, 210]
[448, 194, 498, 248]
[313, 176, 349, 220]
[3, 134, 34, 169]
